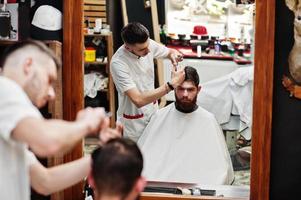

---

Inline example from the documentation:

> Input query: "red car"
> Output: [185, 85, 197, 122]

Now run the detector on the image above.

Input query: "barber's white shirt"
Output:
[0, 77, 41, 200]
[110, 39, 169, 142]
[138, 103, 234, 185]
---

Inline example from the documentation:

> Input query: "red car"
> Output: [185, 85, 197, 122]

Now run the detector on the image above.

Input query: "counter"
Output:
[140, 181, 249, 200]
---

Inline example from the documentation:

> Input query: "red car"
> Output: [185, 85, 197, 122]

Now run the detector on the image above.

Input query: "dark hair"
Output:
[121, 22, 149, 44]
[0, 39, 61, 69]
[91, 138, 143, 198]
[184, 66, 199, 86]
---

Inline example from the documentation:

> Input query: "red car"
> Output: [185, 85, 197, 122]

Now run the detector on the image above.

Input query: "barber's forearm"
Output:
[45, 156, 91, 194]
[167, 48, 177, 59]
[14, 118, 90, 157]
[139, 85, 167, 106]
[126, 84, 170, 108]
[38, 119, 90, 156]
[31, 156, 91, 195]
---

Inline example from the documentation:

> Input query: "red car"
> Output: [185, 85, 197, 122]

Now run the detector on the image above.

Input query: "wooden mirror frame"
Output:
[250, 1, 274, 200]
[60, 0, 274, 200]
[61, 0, 85, 199]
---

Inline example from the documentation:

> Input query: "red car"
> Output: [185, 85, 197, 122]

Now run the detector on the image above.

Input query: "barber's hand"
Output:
[76, 107, 106, 135]
[99, 118, 123, 145]
[170, 66, 185, 88]
[169, 49, 183, 68]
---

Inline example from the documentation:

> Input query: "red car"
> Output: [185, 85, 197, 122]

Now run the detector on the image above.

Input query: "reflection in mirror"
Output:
[134, 0, 255, 190]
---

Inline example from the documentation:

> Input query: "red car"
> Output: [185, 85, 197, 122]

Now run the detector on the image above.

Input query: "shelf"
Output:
[84, 61, 107, 65]
[167, 45, 252, 64]
[84, 65, 108, 73]
[83, 32, 115, 126]
[85, 89, 109, 93]
[84, 33, 111, 37]
[0, 40, 18, 45]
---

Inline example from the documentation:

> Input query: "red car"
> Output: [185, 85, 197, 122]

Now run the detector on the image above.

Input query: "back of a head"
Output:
[91, 138, 143, 199]
[0, 40, 61, 69]
[121, 22, 149, 44]
[184, 66, 199, 86]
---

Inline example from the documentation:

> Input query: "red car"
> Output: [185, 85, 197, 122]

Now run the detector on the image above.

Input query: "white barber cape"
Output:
[138, 103, 234, 185]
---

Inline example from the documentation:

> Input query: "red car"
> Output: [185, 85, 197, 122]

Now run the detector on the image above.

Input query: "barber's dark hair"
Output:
[184, 66, 199, 86]
[0, 39, 61, 69]
[91, 138, 143, 199]
[121, 22, 149, 44]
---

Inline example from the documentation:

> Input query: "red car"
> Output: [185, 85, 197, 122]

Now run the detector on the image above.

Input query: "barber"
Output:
[0, 40, 122, 200]
[110, 22, 185, 142]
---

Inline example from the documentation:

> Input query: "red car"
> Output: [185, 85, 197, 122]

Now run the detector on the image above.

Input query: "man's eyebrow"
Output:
[178, 86, 196, 89]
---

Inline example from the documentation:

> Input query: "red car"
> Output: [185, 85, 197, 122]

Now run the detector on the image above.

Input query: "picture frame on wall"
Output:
[0, 3, 18, 41]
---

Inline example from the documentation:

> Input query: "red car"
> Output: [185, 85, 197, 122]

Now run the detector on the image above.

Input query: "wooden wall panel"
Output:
[250, 1, 275, 200]
[62, 0, 84, 200]
[46, 41, 64, 200]
[84, 0, 107, 25]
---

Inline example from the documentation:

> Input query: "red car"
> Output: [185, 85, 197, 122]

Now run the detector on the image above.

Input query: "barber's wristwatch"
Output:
[167, 81, 174, 90]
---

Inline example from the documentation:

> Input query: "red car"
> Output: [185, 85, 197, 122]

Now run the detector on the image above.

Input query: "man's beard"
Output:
[175, 95, 198, 113]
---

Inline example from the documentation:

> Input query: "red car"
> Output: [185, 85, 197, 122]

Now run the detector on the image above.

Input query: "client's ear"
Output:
[87, 171, 96, 189]
[135, 176, 147, 193]
[197, 85, 202, 93]
[126, 176, 146, 200]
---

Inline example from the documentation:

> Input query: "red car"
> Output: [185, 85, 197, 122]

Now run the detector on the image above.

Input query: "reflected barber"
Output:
[110, 22, 185, 142]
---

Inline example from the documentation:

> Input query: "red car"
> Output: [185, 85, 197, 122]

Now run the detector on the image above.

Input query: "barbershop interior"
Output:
[1, 0, 301, 200]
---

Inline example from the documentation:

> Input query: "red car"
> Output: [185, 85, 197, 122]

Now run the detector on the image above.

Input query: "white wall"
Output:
[165, 0, 254, 42]
[163, 58, 251, 101]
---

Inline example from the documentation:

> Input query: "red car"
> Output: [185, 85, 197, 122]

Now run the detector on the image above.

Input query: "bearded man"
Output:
[138, 66, 234, 185]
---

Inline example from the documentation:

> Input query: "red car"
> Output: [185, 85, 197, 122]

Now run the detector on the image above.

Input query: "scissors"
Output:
[175, 55, 183, 71]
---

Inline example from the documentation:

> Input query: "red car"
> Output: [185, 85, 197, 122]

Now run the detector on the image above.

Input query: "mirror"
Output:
[120, 0, 255, 195]
[61, 0, 273, 199]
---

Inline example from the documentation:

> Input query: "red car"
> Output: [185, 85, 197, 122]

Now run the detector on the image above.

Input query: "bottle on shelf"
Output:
[197, 45, 202, 57]
[214, 40, 221, 55]
[228, 43, 235, 57]
[160, 24, 167, 45]
[84, 47, 96, 62]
